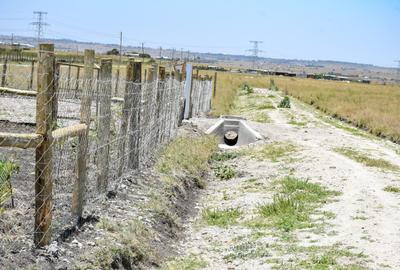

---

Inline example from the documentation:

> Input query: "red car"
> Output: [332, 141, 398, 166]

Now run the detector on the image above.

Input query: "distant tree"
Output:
[106, 48, 119, 55]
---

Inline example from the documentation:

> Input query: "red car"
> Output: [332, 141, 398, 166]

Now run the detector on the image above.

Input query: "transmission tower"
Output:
[31, 11, 49, 46]
[247, 40, 263, 69]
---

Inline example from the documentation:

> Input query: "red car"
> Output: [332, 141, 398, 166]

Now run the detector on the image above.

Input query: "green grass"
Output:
[210, 151, 239, 162]
[383, 185, 400, 193]
[288, 117, 307, 127]
[296, 248, 367, 270]
[0, 160, 19, 207]
[80, 218, 154, 269]
[243, 142, 298, 162]
[254, 176, 340, 232]
[335, 147, 399, 171]
[213, 164, 236, 180]
[230, 91, 275, 122]
[202, 207, 242, 227]
[163, 255, 208, 270]
[253, 111, 271, 123]
[156, 135, 218, 188]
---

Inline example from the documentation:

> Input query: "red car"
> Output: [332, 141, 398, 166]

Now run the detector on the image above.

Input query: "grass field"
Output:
[199, 71, 269, 116]
[272, 77, 400, 142]
[205, 70, 400, 143]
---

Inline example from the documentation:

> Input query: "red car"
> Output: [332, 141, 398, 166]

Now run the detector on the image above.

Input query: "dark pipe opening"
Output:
[224, 130, 238, 146]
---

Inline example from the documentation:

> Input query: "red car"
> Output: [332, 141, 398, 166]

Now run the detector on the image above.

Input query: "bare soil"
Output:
[168, 88, 400, 269]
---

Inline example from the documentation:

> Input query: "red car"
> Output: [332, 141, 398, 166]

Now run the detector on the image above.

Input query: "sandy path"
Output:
[165, 88, 400, 269]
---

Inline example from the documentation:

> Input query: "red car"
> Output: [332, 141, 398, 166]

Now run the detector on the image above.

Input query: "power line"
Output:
[31, 11, 49, 46]
[247, 40, 263, 69]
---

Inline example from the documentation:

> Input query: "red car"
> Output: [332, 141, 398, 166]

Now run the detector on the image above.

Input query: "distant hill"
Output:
[0, 35, 397, 82]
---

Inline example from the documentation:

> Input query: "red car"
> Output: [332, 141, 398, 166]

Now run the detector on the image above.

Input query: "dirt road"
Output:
[164, 89, 400, 269]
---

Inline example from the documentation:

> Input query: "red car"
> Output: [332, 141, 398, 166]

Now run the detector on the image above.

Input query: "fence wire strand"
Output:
[0, 59, 212, 256]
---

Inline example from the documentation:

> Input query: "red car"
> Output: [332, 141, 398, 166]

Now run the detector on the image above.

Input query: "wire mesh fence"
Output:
[0, 45, 212, 254]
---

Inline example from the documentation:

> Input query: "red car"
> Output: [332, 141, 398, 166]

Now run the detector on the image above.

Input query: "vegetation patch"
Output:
[156, 135, 218, 188]
[202, 207, 242, 227]
[224, 241, 270, 261]
[239, 83, 254, 95]
[79, 219, 154, 269]
[243, 141, 298, 162]
[253, 111, 271, 123]
[383, 185, 400, 193]
[163, 254, 208, 270]
[335, 147, 399, 171]
[210, 151, 239, 162]
[278, 96, 291, 108]
[254, 176, 340, 232]
[295, 246, 367, 270]
[273, 76, 400, 143]
[230, 90, 275, 122]
[213, 164, 236, 180]
[0, 160, 19, 208]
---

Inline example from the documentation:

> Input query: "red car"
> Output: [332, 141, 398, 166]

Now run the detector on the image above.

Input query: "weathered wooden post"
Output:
[67, 61, 72, 90]
[72, 49, 94, 217]
[183, 63, 193, 119]
[97, 58, 112, 192]
[117, 59, 135, 176]
[1, 57, 8, 87]
[128, 62, 142, 170]
[213, 72, 217, 97]
[34, 43, 55, 247]
[53, 63, 60, 127]
[75, 66, 81, 93]
[28, 60, 35, 90]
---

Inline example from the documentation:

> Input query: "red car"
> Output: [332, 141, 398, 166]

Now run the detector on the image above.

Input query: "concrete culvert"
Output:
[224, 130, 238, 146]
[206, 116, 263, 148]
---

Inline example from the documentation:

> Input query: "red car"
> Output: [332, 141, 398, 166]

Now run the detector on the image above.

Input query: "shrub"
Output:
[278, 96, 291, 108]
[213, 164, 236, 180]
[239, 83, 254, 95]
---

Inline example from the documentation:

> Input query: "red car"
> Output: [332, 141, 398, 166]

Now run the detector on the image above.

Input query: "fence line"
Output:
[0, 43, 213, 249]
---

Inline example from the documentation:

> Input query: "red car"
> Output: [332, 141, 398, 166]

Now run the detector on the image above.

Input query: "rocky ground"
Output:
[163, 88, 400, 269]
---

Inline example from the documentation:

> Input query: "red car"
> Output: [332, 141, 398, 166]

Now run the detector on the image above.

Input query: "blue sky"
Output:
[1, 0, 399, 67]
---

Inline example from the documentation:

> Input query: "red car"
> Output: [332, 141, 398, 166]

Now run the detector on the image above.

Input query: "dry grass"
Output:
[272, 76, 400, 142]
[198, 71, 269, 116]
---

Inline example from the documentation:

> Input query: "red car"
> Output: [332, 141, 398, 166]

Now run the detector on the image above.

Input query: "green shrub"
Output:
[214, 164, 236, 180]
[278, 96, 291, 108]
[239, 83, 254, 95]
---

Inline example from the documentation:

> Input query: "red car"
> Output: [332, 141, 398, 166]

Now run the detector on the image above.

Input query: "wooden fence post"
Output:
[128, 62, 142, 170]
[1, 57, 8, 87]
[67, 62, 71, 89]
[72, 49, 94, 217]
[29, 60, 35, 90]
[53, 63, 60, 126]
[213, 72, 217, 97]
[75, 66, 81, 93]
[117, 59, 135, 176]
[97, 58, 112, 192]
[34, 43, 55, 247]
